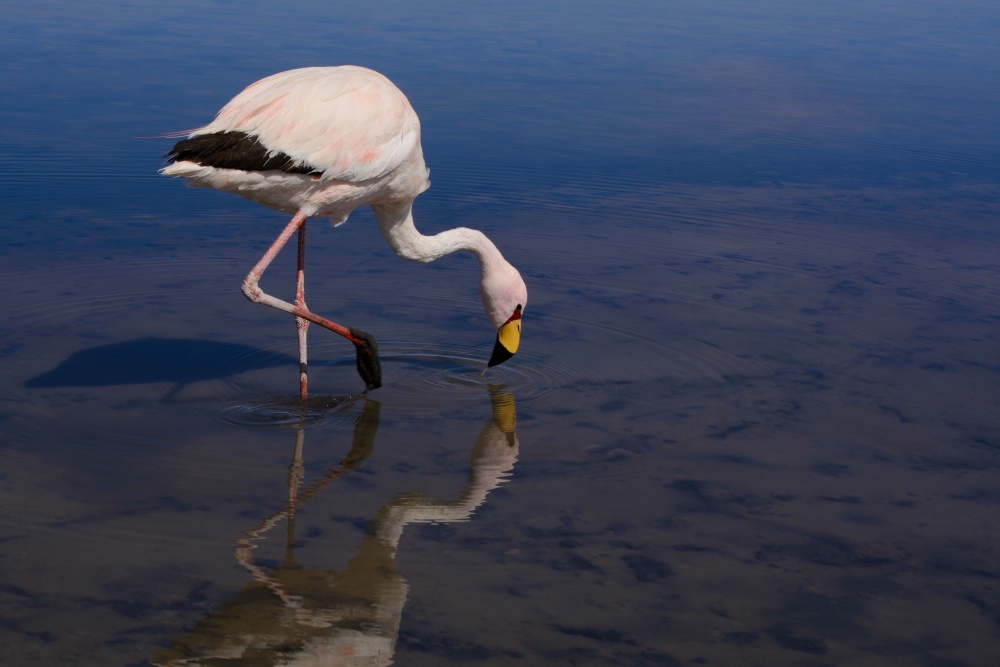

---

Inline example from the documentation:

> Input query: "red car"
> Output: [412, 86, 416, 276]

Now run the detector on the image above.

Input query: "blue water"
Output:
[2, 1, 1000, 665]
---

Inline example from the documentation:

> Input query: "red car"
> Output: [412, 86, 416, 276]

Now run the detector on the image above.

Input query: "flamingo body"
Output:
[162, 66, 526, 395]
[163, 66, 431, 225]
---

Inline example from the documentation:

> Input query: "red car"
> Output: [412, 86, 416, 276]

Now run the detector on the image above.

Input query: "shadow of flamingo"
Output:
[25, 337, 299, 401]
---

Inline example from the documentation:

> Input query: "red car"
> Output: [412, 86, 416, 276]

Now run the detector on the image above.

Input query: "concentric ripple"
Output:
[219, 393, 360, 427]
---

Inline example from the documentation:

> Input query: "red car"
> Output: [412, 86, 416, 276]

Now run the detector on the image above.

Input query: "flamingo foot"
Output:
[349, 328, 382, 391]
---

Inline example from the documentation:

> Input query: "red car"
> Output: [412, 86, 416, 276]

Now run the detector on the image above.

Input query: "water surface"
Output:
[2, 1, 1000, 665]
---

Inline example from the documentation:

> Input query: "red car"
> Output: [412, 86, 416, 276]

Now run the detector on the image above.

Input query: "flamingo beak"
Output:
[488, 306, 522, 368]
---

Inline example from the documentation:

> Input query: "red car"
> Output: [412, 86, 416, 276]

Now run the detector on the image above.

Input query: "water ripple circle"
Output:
[218, 394, 360, 428]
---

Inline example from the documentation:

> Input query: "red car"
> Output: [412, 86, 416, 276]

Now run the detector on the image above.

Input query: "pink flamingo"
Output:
[162, 66, 527, 397]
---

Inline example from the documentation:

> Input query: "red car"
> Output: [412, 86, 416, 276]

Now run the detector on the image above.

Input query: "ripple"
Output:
[336, 313, 778, 421]
[374, 347, 588, 413]
[219, 394, 359, 427]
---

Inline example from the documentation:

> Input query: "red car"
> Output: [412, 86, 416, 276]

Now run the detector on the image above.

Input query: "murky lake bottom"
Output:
[3, 179, 1000, 666]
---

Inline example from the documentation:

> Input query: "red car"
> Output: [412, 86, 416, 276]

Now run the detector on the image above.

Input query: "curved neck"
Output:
[372, 201, 501, 267]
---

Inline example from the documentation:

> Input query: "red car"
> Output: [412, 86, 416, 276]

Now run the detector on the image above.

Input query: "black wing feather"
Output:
[165, 131, 321, 175]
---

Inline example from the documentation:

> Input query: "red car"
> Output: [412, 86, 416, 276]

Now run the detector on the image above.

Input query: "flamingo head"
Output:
[480, 260, 527, 368]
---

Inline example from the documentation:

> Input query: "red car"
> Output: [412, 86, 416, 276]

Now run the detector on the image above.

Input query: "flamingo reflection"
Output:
[152, 387, 518, 666]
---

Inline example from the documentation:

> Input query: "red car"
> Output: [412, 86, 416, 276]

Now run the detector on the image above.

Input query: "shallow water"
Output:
[3, 1, 1000, 665]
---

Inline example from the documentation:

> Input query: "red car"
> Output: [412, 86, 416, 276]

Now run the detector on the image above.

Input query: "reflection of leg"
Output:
[285, 424, 306, 568]
[295, 220, 309, 398]
[241, 211, 382, 392]
[232, 400, 382, 603]
[267, 399, 382, 512]
[342, 399, 381, 468]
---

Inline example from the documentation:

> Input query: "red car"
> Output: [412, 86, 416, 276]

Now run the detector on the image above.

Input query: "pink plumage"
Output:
[162, 66, 527, 396]
[163, 66, 430, 225]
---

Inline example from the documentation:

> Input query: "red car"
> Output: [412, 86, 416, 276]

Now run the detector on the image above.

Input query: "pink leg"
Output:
[242, 212, 382, 393]
[295, 220, 309, 398]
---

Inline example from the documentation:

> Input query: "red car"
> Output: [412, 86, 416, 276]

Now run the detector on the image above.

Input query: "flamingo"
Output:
[161, 66, 527, 397]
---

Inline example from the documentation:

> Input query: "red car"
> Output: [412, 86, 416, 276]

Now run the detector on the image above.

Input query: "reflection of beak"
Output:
[487, 317, 521, 367]
[487, 387, 517, 436]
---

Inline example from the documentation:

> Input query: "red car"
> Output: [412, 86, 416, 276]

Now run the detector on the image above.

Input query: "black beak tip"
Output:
[488, 337, 515, 368]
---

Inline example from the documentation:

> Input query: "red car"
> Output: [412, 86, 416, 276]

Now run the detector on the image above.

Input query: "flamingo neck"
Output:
[372, 201, 502, 268]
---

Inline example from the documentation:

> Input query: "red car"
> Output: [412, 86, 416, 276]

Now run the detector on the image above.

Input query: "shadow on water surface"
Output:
[24, 337, 296, 400]
[151, 386, 519, 666]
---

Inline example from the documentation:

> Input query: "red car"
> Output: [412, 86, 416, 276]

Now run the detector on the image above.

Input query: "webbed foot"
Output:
[349, 328, 382, 391]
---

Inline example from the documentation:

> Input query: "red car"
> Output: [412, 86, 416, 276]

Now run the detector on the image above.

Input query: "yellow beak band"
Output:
[487, 307, 522, 368]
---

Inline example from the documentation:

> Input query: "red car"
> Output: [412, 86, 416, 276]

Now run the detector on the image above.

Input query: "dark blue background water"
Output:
[2, 1, 1000, 665]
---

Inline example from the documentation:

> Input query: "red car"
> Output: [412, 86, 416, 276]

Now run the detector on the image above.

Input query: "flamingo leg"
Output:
[242, 211, 382, 393]
[295, 220, 309, 398]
